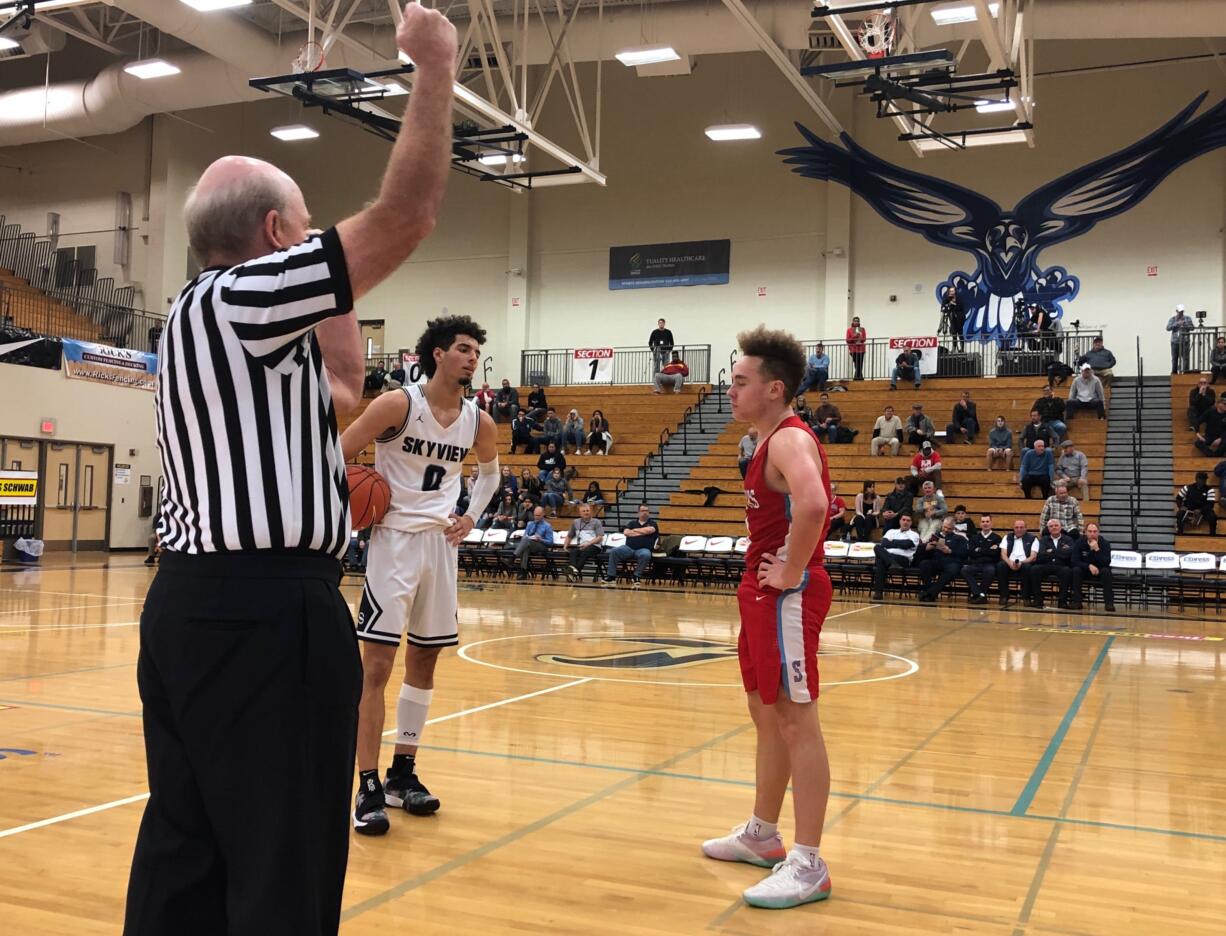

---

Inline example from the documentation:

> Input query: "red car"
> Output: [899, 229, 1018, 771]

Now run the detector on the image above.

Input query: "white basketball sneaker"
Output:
[742, 854, 832, 909]
[700, 824, 787, 868]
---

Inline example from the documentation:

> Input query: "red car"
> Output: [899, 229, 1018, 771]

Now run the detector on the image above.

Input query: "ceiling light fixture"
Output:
[930, 3, 998, 26]
[124, 59, 182, 80]
[704, 124, 762, 141]
[178, 0, 253, 11]
[914, 128, 1028, 151]
[270, 124, 319, 141]
[614, 46, 681, 67]
[0, 0, 91, 12]
[974, 99, 1014, 114]
[478, 153, 525, 166]
[0, 37, 19, 51]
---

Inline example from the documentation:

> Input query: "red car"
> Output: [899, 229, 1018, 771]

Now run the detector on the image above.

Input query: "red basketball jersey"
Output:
[743, 414, 832, 577]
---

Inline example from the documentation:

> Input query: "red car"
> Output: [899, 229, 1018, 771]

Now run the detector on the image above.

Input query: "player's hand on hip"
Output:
[445, 512, 474, 546]
[757, 552, 803, 592]
[397, 2, 458, 75]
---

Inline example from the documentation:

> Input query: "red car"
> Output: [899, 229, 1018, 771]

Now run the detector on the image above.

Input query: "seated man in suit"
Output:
[1025, 518, 1076, 610]
[1071, 521, 1115, 612]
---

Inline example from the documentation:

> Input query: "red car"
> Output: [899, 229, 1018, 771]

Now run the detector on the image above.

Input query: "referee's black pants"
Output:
[124, 551, 361, 936]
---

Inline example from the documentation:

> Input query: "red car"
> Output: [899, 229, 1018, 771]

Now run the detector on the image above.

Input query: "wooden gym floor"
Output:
[1, 554, 1224, 935]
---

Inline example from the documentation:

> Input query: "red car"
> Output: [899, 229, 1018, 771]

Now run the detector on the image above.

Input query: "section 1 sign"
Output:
[62, 339, 157, 391]
[888, 335, 940, 376]
[572, 348, 614, 383]
[609, 239, 731, 290]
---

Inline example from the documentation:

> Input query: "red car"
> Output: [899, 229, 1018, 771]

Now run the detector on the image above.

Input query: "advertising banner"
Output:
[62, 339, 157, 391]
[609, 239, 731, 290]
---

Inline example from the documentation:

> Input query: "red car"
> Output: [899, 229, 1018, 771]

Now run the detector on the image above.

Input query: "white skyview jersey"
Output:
[375, 383, 479, 533]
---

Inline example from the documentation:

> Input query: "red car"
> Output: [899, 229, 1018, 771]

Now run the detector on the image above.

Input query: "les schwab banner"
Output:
[62, 339, 157, 392]
[0, 471, 38, 506]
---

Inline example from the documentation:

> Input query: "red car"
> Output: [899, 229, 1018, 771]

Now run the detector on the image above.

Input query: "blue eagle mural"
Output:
[778, 93, 1226, 342]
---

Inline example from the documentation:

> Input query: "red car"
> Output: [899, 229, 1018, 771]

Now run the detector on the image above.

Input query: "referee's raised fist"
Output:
[396, 2, 457, 75]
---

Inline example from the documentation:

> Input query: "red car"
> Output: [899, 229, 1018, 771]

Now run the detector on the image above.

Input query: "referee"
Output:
[123, 6, 458, 934]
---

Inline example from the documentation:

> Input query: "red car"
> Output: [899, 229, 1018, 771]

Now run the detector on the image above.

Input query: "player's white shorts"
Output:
[356, 526, 458, 648]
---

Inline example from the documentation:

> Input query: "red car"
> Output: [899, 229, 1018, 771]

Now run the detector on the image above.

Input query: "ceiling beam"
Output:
[34, 12, 123, 55]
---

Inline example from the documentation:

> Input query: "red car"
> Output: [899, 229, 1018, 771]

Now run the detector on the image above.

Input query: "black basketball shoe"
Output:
[385, 770, 441, 816]
[353, 775, 390, 836]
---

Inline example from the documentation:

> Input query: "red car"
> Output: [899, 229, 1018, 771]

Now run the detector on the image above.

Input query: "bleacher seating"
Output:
[0, 271, 104, 342]
[1171, 372, 1226, 553]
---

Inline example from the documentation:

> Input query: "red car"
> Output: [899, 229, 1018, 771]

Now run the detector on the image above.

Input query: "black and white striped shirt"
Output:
[155, 228, 353, 558]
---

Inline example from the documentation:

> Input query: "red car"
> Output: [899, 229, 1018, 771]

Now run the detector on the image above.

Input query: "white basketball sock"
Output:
[396, 683, 433, 747]
[745, 814, 778, 841]
[789, 843, 822, 871]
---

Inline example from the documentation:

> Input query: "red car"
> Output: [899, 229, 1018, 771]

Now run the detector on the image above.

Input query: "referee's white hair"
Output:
[184, 156, 297, 264]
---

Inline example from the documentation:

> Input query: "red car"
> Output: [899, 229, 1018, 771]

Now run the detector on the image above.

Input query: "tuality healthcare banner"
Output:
[609, 239, 731, 290]
[62, 338, 158, 392]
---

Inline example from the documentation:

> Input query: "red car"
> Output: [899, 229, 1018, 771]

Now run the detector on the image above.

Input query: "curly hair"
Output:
[414, 314, 487, 378]
[737, 325, 806, 399]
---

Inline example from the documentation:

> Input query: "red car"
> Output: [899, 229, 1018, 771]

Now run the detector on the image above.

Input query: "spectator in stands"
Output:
[890, 348, 922, 390]
[586, 409, 611, 455]
[455, 470, 471, 517]
[847, 316, 868, 381]
[1021, 409, 1054, 450]
[1188, 377, 1216, 431]
[483, 492, 516, 531]
[826, 482, 849, 542]
[515, 494, 537, 530]
[792, 396, 813, 425]
[541, 468, 573, 517]
[498, 465, 519, 500]
[853, 480, 881, 542]
[1168, 304, 1194, 375]
[518, 467, 541, 503]
[1195, 398, 1226, 457]
[493, 378, 520, 423]
[1176, 471, 1218, 535]
[1040, 481, 1084, 538]
[941, 286, 966, 352]
[1071, 522, 1115, 612]
[524, 382, 548, 420]
[1075, 336, 1117, 388]
[510, 410, 543, 454]
[986, 416, 1014, 471]
[1026, 518, 1075, 609]
[653, 350, 690, 394]
[537, 441, 566, 481]
[1212, 335, 1226, 384]
[473, 381, 496, 414]
[996, 519, 1039, 609]
[345, 527, 370, 573]
[737, 425, 759, 479]
[906, 403, 936, 449]
[1033, 385, 1067, 442]
[811, 392, 842, 446]
[946, 390, 978, 444]
[385, 364, 406, 390]
[951, 504, 971, 537]
[910, 441, 943, 494]
[879, 476, 913, 533]
[560, 409, 585, 454]
[1055, 439, 1090, 501]
[563, 502, 605, 582]
[540, 407, 564, 450]
[1066, 364, 1106, 420]
[870, 513, 920, 600]
[581, 481, 607, 510]
[1018, 438, 1055, 499]
[917, 516, 969, 602]
[914, 480, 947, 541]
[871, 404, 903, 456]
[797, 343, 831, 395]
[648, 318, 675, 374]
[509, 506, 555, 579]
[364, 365, 387, 394]
[603, 504, 659, 586]
[962, 514, 1002, 604]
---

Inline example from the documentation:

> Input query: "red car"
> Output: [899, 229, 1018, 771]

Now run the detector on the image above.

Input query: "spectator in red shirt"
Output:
[910, 441, 944, 494]
[825, 482, 849, 542]
[653, 350, 690, 393]
[473, 382, 496, 414]
[846, 316, 867, 381]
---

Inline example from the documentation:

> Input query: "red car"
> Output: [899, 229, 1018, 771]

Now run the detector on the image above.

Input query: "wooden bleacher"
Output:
[340, 383, 705, 520]
[0, 268, 104, 342]
[663, 376, 1106, 537]
[1171, 372, 1226, 553]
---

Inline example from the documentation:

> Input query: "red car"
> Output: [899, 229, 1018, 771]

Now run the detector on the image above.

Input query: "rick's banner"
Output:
[62, 339, 157, 392]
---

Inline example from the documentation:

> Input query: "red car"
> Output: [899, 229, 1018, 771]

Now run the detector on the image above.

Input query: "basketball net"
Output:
[856, 13, 895, 60]
[293, 40, 326, 73]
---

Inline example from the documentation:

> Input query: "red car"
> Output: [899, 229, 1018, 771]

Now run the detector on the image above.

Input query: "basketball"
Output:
[347, 464, 391, 530]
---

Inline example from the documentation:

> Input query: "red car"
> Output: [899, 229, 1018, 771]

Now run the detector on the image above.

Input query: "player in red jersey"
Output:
[701, 325, 834, 910]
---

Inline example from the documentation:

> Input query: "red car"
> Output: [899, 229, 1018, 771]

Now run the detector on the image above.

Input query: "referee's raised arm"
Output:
[124, 6, 459, 936]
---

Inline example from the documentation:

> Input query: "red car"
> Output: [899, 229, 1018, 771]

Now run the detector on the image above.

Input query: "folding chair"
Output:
[1109, 550, 1144, 609]
[704, 536, 737, 586]
[676, 535, 710, 586]
[1177, 553, 1219, 609]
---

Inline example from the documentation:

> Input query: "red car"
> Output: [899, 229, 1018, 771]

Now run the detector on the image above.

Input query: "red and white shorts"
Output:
[736, 567, 832, 705]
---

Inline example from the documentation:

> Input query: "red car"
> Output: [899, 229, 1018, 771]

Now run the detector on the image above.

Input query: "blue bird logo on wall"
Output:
[779, 93, 1226, 342]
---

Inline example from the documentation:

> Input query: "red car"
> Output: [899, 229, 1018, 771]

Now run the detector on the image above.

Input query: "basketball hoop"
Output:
[292, 40, 326, 74]
[856, 13, 895, 60]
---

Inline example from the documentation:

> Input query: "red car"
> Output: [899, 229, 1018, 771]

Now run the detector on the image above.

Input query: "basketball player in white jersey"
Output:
[340, 315, 500, 835]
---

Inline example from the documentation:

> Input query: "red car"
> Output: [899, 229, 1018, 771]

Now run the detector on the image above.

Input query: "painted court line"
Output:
[0, 793, 150, 841]
[0, 600, 144, 617]
[1011, 636, 1115, 816]
[0, 621, 139, 636]
[381, 677, 592, 736]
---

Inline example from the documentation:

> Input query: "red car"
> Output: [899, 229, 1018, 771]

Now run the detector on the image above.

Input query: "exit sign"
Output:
[1146, 265, 1158, 277]
[39, 418, 55, 435]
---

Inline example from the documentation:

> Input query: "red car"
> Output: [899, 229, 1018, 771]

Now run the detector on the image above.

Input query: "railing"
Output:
[520, 344, 710, 386]
[0, 280, 164, 351]
[361, 352, 496, 394]
[1186, 325, 1224, 373]
[797, 329, 1104, 382]
[1130, 338, 1144, 551]
[716, 368, 727, 413]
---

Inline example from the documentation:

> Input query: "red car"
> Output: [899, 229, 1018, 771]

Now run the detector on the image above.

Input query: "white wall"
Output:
[0, 363, 159, 549]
